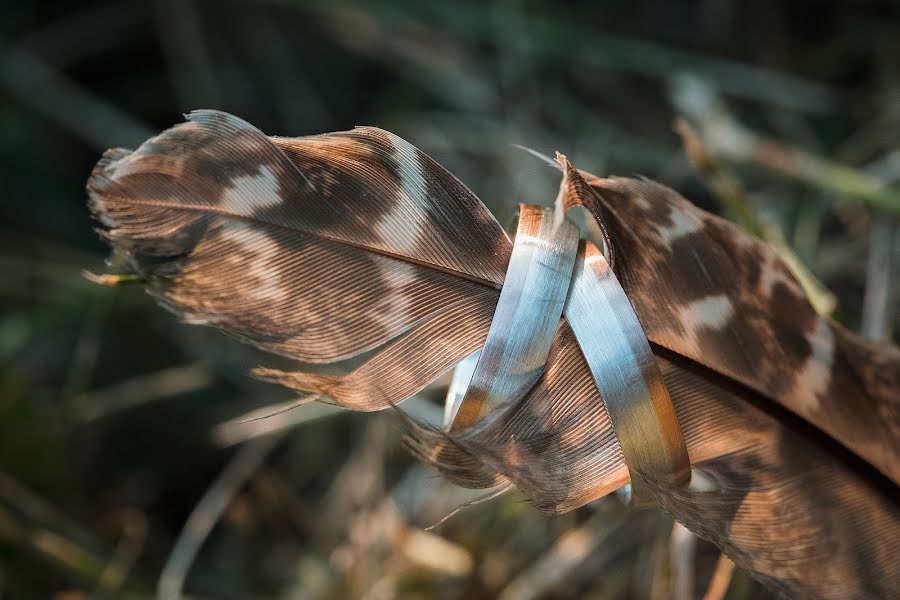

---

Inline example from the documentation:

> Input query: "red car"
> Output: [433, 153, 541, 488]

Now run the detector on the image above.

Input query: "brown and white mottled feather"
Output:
[87, 111, 900, 599]
[89, 110, 504, 407]
[569, 170, 900, 486]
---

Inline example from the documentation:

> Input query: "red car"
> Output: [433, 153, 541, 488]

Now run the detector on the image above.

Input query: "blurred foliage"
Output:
[0, 0, 898, 598]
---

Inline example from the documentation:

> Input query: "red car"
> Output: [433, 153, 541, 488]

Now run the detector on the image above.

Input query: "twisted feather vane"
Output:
[88, 110, 899, 599]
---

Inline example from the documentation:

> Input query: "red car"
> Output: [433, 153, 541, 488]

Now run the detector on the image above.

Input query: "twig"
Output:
[157, 434, 283, 599]
[671, 74, 900, 215]
[82, 271, 145, 286]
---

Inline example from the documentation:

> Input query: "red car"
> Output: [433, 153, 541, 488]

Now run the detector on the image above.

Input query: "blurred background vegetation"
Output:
[1, 0, 898, 598]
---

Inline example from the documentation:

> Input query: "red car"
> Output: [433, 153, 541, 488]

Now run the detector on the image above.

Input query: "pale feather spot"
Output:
[786, 317, 834, 413]
[181, 314, 212, 326]
[221, 224, 289, 306]
[377, 259, 417, 328]
[633, 195, 652, 210]
[376, 136, 429, 253]
[221, 165, 283, 213]
[677, 294, 735, 353]
[657, 208, 701, 247]
[759, 253, 803, 298]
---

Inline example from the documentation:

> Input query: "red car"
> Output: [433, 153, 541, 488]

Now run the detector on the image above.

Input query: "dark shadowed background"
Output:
[1, 1, 898, 598]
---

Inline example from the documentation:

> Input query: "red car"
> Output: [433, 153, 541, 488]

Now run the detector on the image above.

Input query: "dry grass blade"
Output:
[702, 554, 736, 600]
[157, 434, 282, 599]
[497, 513, 625, 600]
[669, 522, 697, 600]
[671, 75, 900, 216]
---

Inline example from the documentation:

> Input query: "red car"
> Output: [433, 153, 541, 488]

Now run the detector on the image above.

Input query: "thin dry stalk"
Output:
[157, 434, 283, 599]
[702, 553, 736, 600]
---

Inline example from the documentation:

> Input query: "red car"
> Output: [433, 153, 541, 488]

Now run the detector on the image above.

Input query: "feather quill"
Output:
[87, 111, 899, 598]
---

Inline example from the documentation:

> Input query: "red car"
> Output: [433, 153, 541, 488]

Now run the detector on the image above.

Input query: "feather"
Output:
[88, 109, 506, 407]
[568, 171, 900, 486]
[87, 111, 900, 598]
